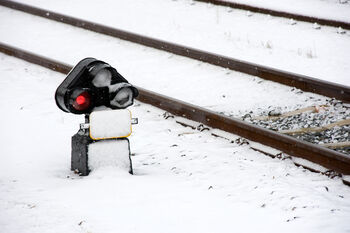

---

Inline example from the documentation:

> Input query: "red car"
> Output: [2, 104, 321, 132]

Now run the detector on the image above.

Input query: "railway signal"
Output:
[55, 58, 138, 175]
[55, 58, 138, 114]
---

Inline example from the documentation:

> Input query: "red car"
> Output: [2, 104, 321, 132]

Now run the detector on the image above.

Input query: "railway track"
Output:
[1, 0, 350, 103]
[194, 0, 350, 30]
[1, 42, 350, 186]
[244, 103, 350, 155]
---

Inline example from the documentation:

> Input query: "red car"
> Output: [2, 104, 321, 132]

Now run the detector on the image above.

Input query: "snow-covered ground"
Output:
[1, 1, 350, 232]
[8, 0, 350, 86]
[224, 0, 350, 22]
[1, 52, 350, 233]
[0, 6, 334, 118]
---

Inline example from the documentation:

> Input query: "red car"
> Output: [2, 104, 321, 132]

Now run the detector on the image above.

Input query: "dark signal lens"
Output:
[73, 91, 91, 111]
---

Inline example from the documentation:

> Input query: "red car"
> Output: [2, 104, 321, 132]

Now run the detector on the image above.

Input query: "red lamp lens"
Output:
[73, 91, 91, 111]
[76, 95, 86, 105]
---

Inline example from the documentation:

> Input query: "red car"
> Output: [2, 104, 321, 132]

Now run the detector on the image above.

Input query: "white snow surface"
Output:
[292, 157, 329, 173]
[7, 0, 350, 86]
[0, 6, 335, 118]
[225, 0, 350, 22]
[1, 49, 350, 233]
[88, 139, 131, 172]
[89, 109, 132, 139]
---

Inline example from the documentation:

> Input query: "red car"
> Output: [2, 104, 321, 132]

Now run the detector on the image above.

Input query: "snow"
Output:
[1, 1, 350, 232]
[249, 141, 282, 156]
[344, 175, 350, 183]
[88, 139, 131, 172]
[224, 0, 350, 22]
[292, 157, 329, 173]
[1, 49, 350, 233]
[109, 83, 135, 108]
[0, 6, 335, 118]
[91, 68, 112, 87]
[89, 109, 132, 139]
[7, 0, 350, 86]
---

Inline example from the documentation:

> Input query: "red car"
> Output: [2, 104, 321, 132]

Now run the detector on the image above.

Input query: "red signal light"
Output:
[76, 95, 86, 105]
[73, 91, 91, 111]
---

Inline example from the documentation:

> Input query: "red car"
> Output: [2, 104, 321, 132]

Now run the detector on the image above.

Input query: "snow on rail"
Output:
[0, 6, 334, 118]
[221, 0, 350, 23]
[4, 0, 350, 86]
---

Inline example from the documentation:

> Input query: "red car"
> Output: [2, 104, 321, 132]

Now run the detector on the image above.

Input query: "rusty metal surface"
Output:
[195, 0, 350, 30]
[1, 0, 350, 103]
[0, 42, 71, 73]
[1, 42, 350, 175]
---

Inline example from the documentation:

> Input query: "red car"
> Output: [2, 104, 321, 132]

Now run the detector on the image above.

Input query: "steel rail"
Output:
[1, 42, 350, 177]
[195, 0, 350, 30]
[1, 0, 350, 103]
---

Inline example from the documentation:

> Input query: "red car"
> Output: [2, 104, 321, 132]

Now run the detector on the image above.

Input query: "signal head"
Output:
[55, 58, 138, 114]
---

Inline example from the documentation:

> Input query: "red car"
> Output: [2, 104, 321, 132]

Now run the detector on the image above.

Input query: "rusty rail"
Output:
[0, 0, 349, 103]
[195, 0, 350, 30]
[1, 42, 350, 178]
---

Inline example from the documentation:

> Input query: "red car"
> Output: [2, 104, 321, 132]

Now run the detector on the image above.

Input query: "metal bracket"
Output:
[80, 119, 138, 129]
[80, 123, 90, 130]
[131, 118, 138, 125]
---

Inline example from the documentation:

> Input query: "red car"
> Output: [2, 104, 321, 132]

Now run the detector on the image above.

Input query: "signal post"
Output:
[55, 58, 138, 175]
